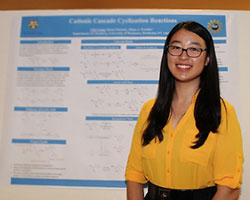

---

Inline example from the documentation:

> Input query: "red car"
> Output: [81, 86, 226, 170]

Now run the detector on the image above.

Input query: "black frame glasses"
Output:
[167, 45, 207, 58]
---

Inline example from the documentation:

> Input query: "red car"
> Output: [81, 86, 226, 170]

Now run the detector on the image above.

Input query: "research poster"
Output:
[0, 11, 239, 187]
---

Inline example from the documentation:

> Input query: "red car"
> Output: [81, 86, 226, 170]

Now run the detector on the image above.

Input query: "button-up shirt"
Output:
[125, 94, 243, 189]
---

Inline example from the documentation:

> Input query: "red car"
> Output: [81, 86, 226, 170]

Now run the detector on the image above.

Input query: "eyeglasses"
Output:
[167, 45, 207, 58]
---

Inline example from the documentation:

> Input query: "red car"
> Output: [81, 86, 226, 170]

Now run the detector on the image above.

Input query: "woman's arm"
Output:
[212, 185, 240, 200]
[127, 180, 144, 200]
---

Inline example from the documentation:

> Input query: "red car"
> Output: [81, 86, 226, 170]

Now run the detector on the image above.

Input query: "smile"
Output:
[176, 64, 191, 69]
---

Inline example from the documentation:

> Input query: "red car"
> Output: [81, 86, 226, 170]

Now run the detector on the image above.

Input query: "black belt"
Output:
[144, 182, 217, 200]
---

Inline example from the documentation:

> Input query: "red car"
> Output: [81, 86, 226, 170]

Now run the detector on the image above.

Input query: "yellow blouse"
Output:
[125, 95, 243, 190]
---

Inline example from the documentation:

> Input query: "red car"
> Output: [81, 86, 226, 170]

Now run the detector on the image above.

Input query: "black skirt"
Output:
[144, 182, 217, 200]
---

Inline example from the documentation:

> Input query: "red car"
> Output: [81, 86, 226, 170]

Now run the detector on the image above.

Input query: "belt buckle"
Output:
[158, 188, 171, 200]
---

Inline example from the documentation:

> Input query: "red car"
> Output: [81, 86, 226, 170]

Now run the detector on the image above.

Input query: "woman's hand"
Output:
[127, 180, 144, 200]
[212, 185, 240, 200]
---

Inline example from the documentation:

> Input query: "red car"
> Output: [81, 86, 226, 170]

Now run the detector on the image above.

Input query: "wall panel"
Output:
[0, 0, 250, 10]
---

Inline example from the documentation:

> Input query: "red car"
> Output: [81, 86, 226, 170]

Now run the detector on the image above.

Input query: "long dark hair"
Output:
[142, 21, 222, 149]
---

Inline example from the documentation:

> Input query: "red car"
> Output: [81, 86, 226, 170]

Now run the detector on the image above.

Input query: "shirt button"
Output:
[167, 169, 170, 173]
[167, 151, 170, 155]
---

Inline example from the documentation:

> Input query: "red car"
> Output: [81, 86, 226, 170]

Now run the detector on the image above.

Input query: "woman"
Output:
[125, 21, 243, 200]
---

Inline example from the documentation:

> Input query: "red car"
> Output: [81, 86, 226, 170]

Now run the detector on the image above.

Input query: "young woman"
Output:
[125, 21, 243, 200]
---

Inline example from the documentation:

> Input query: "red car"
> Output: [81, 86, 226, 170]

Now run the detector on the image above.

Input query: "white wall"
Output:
[0, 10, 249, 200]
[237, 11, 250, 200]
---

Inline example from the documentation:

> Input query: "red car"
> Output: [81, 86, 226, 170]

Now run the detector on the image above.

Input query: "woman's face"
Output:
[167, 28, 209, 85]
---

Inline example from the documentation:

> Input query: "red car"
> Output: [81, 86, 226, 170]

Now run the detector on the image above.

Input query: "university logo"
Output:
[28, 20, 39, 30]
[207, 19, 223, 34]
